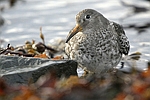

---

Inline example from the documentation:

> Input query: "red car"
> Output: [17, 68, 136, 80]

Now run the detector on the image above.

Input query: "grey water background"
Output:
[0, 0, 150, 68]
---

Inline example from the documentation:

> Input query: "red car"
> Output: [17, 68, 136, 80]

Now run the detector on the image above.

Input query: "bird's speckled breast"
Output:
[65, 28, 122, 73]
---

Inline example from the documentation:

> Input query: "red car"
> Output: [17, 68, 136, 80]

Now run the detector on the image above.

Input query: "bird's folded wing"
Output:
[112, 22, 130, 55]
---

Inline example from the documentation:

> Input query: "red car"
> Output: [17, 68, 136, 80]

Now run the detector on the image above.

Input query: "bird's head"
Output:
[66, 9, 109, 43]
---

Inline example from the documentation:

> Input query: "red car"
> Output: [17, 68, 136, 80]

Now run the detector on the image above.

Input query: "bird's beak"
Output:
[66, 24, 82, 43]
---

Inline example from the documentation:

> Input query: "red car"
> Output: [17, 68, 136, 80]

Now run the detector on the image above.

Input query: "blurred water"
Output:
[0, 0, 150, 59]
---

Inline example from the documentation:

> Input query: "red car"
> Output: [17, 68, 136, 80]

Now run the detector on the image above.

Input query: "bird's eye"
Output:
[85, 15, 91, 19]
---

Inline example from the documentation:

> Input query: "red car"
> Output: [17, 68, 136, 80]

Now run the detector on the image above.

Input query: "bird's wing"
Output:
[112, 22, 130, 55]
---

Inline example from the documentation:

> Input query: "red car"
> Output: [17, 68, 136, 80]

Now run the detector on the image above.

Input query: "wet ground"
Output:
[0, 0, 150, 61]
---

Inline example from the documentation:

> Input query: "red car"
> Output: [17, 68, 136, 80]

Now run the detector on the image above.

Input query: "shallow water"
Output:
[0, 0, 150, 67]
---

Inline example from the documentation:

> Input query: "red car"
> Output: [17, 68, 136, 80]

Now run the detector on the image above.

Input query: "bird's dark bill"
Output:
[66, 25, 82, 43]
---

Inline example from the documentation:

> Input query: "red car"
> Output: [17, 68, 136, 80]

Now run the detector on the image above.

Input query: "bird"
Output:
[65, 9, 130, 74]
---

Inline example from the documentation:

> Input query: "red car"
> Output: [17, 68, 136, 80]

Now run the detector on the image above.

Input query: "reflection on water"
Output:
[0, 0, 150, 58]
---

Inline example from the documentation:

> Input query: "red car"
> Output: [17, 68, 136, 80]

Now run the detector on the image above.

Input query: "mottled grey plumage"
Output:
[65, 9, 130, 74]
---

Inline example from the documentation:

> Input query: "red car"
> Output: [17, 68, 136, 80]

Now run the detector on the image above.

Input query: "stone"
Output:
[0, 55, 77, 85]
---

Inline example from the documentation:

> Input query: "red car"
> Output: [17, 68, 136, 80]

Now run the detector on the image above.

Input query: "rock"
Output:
[0, 55, 77, 85]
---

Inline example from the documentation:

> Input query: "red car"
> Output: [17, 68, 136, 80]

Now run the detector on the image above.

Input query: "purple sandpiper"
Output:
[65, 9, 130, 74]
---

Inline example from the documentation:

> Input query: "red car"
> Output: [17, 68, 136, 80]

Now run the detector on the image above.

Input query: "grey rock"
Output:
[0, 55, 77, 85]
